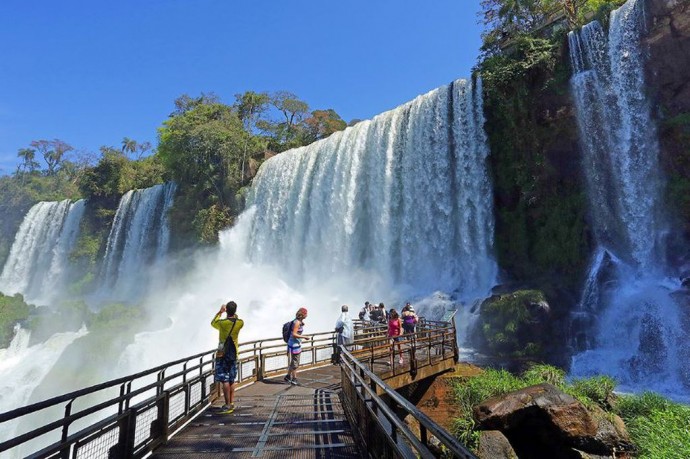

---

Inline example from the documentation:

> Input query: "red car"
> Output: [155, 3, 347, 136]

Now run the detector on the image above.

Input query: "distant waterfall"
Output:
[247, 78, 497, 300]
[98, 182, 176, 301]
[569, 0, 688, 398]
[0, 200, 85, 304]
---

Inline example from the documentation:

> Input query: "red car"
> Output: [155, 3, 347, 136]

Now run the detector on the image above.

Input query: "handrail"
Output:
[1, 317, 470, 458]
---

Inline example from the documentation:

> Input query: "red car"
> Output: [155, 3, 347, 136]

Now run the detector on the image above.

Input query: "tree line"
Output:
[2, 90, 351, 252]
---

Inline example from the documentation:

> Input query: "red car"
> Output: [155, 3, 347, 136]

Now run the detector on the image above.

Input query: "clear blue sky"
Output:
[0, 0, 484, 175]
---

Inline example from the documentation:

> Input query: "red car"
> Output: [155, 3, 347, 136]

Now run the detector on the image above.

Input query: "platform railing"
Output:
[339, 315, 477, 459]
[0, 317, 470, 458]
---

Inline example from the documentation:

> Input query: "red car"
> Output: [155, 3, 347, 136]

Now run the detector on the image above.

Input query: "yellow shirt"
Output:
[211, 314, 244, 352]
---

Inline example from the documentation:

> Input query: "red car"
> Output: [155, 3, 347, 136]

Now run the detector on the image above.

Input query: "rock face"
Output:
[644, 0, 690, 241]
[473, 383, 633, 458]
[477, 430, 518, 459]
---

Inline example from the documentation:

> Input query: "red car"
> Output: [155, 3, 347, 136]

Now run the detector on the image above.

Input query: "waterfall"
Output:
[0, 200, 85, 304]
[247, 78, 497, 301]
[0, 325, 88, 449]
[569, 0, 688, 398]
[98, 182, 176, 302]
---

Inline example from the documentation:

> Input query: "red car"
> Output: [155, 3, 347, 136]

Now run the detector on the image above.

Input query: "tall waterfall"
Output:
[98, 182, 176, 302]
[0, 200, 85, 304]
[117, 78, 498, 379]
[247, 78, 497, 300]
[569, 0, 688, 398]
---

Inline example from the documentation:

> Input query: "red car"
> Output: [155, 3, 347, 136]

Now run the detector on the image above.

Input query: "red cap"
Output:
[297, 307, 308, 315]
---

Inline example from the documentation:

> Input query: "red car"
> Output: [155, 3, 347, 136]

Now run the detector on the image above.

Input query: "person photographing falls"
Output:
[211, 301, 244, 414]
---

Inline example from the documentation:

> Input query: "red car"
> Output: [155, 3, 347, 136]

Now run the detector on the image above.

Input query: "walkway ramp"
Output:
[151, 366, 361, 458]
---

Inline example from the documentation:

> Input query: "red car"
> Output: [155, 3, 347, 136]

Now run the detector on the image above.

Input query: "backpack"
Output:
[222, 318, 239, 362]
[282, 320, 295, 343]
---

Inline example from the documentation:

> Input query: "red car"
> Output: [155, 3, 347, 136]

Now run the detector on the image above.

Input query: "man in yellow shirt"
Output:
[211, 301, 244, 413]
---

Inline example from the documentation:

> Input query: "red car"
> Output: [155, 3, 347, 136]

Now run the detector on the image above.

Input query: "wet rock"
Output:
[473, 383, 632, 457]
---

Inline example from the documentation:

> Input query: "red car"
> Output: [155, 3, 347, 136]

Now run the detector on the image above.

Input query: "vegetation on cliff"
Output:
[451, 365, 690, 457]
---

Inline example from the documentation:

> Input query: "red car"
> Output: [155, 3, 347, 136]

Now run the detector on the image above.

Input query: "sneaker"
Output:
[219, 405, 235, 414]
[283, 375, 292, 383]
[289, 378, 299, 385]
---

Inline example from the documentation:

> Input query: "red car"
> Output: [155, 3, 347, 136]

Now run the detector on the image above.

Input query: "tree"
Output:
[234, 91, 270, 132]
[270, 91, 309, 141]
[158, 95, 259, 242]
[16, 148, 40, 175]
[303, 109, 347, 143]
[121, 137, 137, 156]
[30, 139, 73, 176]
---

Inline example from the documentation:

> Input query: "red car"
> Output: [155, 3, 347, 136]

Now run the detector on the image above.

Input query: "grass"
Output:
[450, 364, 690, 457]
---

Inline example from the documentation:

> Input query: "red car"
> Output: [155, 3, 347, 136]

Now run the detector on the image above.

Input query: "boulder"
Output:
[477, 430, 517, 459]
[473, 383, 632, 457]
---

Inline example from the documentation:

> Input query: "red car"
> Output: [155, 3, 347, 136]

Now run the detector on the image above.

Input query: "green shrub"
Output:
[616, 394, 690, 459]
[0, 293, 33, 347]
[522, 363, 566, 386]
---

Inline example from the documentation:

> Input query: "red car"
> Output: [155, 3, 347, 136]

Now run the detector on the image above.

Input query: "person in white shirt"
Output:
[333, 305, 354, 363]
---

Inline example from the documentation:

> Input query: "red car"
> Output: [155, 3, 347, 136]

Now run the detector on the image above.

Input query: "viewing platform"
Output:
[0, 317, 476, 458]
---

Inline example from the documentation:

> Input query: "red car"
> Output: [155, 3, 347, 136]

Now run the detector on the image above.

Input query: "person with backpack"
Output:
[211, 301, 244, 414]
[284, 307, 310, 385]
[402, 302, 418, 336]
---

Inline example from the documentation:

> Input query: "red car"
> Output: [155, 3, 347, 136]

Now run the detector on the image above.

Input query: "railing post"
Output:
[158, 391, 170, 444]
[60, 401, 73, 459]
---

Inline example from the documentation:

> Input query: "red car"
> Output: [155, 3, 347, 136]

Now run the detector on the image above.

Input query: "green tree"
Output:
[30, 139, 73, 176]
[158, 94, 257, 242]
[17, 148, 40, 175]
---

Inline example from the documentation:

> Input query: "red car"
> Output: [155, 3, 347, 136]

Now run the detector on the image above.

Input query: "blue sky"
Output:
[0, 1, 484, 175]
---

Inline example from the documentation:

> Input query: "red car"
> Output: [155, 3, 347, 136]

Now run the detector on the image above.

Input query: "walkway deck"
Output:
[151, 366, 362, 458]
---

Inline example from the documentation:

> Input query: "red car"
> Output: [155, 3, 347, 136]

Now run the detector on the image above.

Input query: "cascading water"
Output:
[0, 325, 88, 448]
[98, 182, 176, 302]
[119, 78, 498, 375]
[0, 199, 85, 304]
[569, 0, 689, 399]
[247, 78, 497, 301]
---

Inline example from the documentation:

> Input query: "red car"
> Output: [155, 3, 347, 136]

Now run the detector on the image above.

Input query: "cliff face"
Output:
[480, 0, 690, 362]
[645, 0, 690, 256]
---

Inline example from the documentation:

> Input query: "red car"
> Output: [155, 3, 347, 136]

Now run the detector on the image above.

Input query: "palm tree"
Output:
[121, 137, 137, 157]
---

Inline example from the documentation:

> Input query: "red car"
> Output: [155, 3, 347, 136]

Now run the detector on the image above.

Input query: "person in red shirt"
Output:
[387, 309, 404, 366]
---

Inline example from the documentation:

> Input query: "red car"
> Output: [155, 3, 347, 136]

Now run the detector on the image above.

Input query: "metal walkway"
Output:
[0, 318, 476, 458]
[151, 366, 361, 458]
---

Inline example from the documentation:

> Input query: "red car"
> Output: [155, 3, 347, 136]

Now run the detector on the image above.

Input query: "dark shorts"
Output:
[288, 351, 301, 371]
[215, 357, 238, 384]
[390, 336, 403, 343]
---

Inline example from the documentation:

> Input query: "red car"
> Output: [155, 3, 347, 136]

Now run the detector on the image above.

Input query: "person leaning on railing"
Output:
[211, 301, 244, 414]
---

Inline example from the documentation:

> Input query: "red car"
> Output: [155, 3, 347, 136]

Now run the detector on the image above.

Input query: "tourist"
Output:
[285, 307, 310, 385]
[333, 304, 354, 364]
[211, 301, 244, 414]
[387, 309, 404, 366]
[377, 303, 388, 324]
[402, 303, 418, 336]
[359, 301, 370, 320]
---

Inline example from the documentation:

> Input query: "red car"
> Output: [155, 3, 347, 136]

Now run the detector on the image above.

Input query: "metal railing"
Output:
[339, 317, 477, 459]
[0, 317, 472, 458]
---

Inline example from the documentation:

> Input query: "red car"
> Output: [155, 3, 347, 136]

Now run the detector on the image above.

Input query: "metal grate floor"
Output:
[151, 367, 363, 458]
